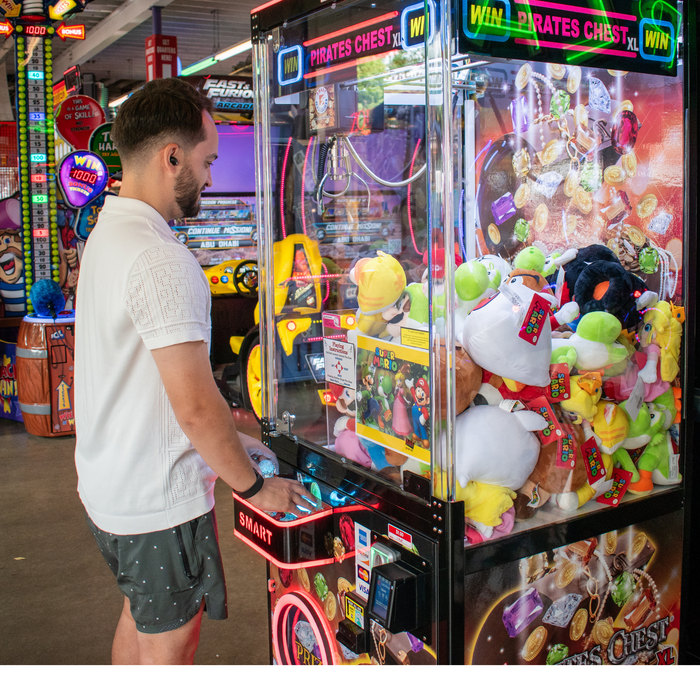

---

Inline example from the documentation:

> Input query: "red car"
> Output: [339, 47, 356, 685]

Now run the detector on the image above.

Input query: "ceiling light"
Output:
[180, 56, 218, 76]
[215, 40, 253, 62]
[108, 93, 131, 108]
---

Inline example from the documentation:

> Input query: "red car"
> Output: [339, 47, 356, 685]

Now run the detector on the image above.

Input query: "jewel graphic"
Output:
[648, 212, 673, 236]
[611, 571, 636, 607]
[542, 593, 583, 627]
[550, 90, 571, 119]
[514, 218, 530, 242]
[611, 111, 639, 155]
[534, 171, 563, 198]
[512, 148, 531, 177]
[314, 572, 329, 600]
[580, 157, 603, 192]
[639, 248, 659, 275]
[547, 644, 570, 665]
[491, 192, 517, 225]
[502, 588, 544, 637]
[588, 77, 611, 113]
[294, 621, 317, 652]
[510, 95, 529, 133]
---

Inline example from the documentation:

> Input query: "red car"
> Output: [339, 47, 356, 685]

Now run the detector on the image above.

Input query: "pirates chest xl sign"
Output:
[458, 0, 681, 76]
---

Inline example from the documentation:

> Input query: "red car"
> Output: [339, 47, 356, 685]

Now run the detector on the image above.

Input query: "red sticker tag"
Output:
[546, 363, 571, 403]
[555, 432, 577, 469]
[518, 294, 552, 346]
[596, 467, 634, 506]
[526, 396, 564, 445]
[580, 436, 606, 484]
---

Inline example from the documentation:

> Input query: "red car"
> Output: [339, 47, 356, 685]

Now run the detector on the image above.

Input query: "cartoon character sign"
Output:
[0, 228, 25, 317]
[356, 335, 431, 464]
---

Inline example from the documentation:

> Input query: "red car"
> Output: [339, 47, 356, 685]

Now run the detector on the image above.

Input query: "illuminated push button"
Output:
[221, 275, 229, 284]
[210, 276, 219, 285]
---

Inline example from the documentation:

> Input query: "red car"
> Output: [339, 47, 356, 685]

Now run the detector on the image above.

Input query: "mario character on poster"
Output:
[356, 335, 430, 464]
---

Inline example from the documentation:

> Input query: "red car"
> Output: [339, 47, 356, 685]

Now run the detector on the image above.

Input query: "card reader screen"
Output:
[371, 574, 391, 621]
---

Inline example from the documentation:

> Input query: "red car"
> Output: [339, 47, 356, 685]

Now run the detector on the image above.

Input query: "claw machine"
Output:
[237, 0, 698, 664]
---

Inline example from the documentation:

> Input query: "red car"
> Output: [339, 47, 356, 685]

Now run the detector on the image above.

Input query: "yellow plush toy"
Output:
[560, 373, 603, 424]
[349, 251, 407, 337]
[639, 301, 684, 383]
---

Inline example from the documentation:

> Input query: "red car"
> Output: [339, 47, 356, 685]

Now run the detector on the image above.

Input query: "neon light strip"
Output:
[301, 136, 313, 237]
[233, 491, 333, 527]
[272, 592, 337, 666]
[233, 530, 340, 569]
[407, 139, 422, 256]
[279, 136, 293, 239]
[514, 37, 636, 57]
[281, 605, 293, 664]
[304, 50, 398, 80]
[303, 12, 399, 47]
[522, 0, 636, 22]
[251, 0, 284, 13]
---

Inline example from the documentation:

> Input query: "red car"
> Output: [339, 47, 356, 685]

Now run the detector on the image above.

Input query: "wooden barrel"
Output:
[16, 313, 76, 437]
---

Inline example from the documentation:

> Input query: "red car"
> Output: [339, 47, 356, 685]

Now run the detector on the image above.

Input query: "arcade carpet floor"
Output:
[0, 411, 270, 665]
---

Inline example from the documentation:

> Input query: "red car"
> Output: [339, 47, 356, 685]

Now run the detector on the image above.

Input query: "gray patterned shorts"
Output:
[85, 508, 228, 634]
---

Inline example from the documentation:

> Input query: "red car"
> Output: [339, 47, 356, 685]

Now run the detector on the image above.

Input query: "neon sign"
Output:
[278, 45, 303, 86]
[458, 0, 680, 76]
[58, 151, 109, 209]
[400, 0, 436, 51]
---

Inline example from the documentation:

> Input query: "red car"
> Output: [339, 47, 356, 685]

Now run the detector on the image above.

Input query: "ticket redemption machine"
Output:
[235, 0, 698, 664]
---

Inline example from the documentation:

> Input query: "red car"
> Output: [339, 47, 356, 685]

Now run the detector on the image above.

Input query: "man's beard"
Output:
[174, 163, 203, 218]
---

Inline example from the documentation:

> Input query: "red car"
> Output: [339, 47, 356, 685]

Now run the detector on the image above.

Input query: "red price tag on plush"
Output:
[580, 436, 606, 484]
[546, 363, 571, 403]
[518, 294, 552, 346]
[596, 467, 634, 506]
[526, 396, 564, 445]
[555, 432, 577, 470]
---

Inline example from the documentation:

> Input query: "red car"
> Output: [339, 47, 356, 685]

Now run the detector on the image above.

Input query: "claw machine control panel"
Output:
[242, 0, 696, 665]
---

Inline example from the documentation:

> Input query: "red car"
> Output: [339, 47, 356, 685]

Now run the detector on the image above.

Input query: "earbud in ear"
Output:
[170, 156, 178, 166]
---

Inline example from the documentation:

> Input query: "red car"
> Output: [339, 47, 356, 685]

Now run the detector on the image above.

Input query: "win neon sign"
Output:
[464, 0, 511, 42]
[400, 0, 436, 50]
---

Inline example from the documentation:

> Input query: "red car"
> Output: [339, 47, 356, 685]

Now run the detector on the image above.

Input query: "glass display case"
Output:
[237, 0, 697, 665]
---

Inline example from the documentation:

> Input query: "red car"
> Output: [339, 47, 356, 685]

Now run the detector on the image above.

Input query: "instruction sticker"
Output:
[323, 338, 355, 390]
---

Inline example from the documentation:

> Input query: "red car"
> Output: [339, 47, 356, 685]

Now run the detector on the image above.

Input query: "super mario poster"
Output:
[355, 335, 431, 464]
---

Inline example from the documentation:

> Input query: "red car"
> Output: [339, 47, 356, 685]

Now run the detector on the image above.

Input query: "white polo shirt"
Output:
[74, 195, 217, 535]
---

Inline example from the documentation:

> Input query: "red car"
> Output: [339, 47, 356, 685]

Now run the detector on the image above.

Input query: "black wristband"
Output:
[233, 471, 265, 500]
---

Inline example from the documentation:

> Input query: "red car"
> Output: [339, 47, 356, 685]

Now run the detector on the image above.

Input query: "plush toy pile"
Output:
[330, 244, 683, 544]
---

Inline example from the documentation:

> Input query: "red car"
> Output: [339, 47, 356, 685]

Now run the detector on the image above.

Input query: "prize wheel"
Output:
[271, 591, 338, 665]
[243, 337, 263, 422]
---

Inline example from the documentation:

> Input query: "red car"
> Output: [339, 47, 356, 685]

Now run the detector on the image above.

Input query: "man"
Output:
[74, 78, 314, 665]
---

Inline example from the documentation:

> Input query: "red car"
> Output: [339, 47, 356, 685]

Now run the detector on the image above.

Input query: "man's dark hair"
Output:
[111, 78, 213, 165]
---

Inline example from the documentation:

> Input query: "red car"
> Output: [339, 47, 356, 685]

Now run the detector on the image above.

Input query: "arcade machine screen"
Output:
[171, 124, 257, 267]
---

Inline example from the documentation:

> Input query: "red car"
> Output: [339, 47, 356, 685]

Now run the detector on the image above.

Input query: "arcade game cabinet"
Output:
[235, 0, 697, 664]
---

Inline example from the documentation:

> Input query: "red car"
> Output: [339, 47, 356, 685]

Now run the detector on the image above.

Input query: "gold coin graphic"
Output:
[574, 186, 593, 214]
[567, 65, 582, 93]
[555, 560, 576, 588]
[522, 626, 547, 661]
[488, 223, 501, 244]
[574, 103, 588, 129]
[566, 214, 578, 234]
[542, 139, 562, 165]
[564, 168, 580, 198]
[324, 590, 337, 621]
[604, 165, 626, 185]
[570, 608, 588, 641]
[516, 63, 533, 91]
[547, 63, 566, 80]
[514, 182, 530, 209]
[624, 225, 645, 247]
[298, 568, 310, 592]
[622, 152, 637, 177]
[592, 619, 614, 646]
[632, 532, 647, 556]
[608, 70, 628, 77]
[637, 194, 658, 219]
[534, 203, 549, 232]
[337, 577, 353, 593]
[604, 531, 618, 556]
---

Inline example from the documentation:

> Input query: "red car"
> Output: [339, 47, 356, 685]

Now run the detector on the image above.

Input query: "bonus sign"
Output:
[58, 151, 108, 209]
[55, 95, 105, 150]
